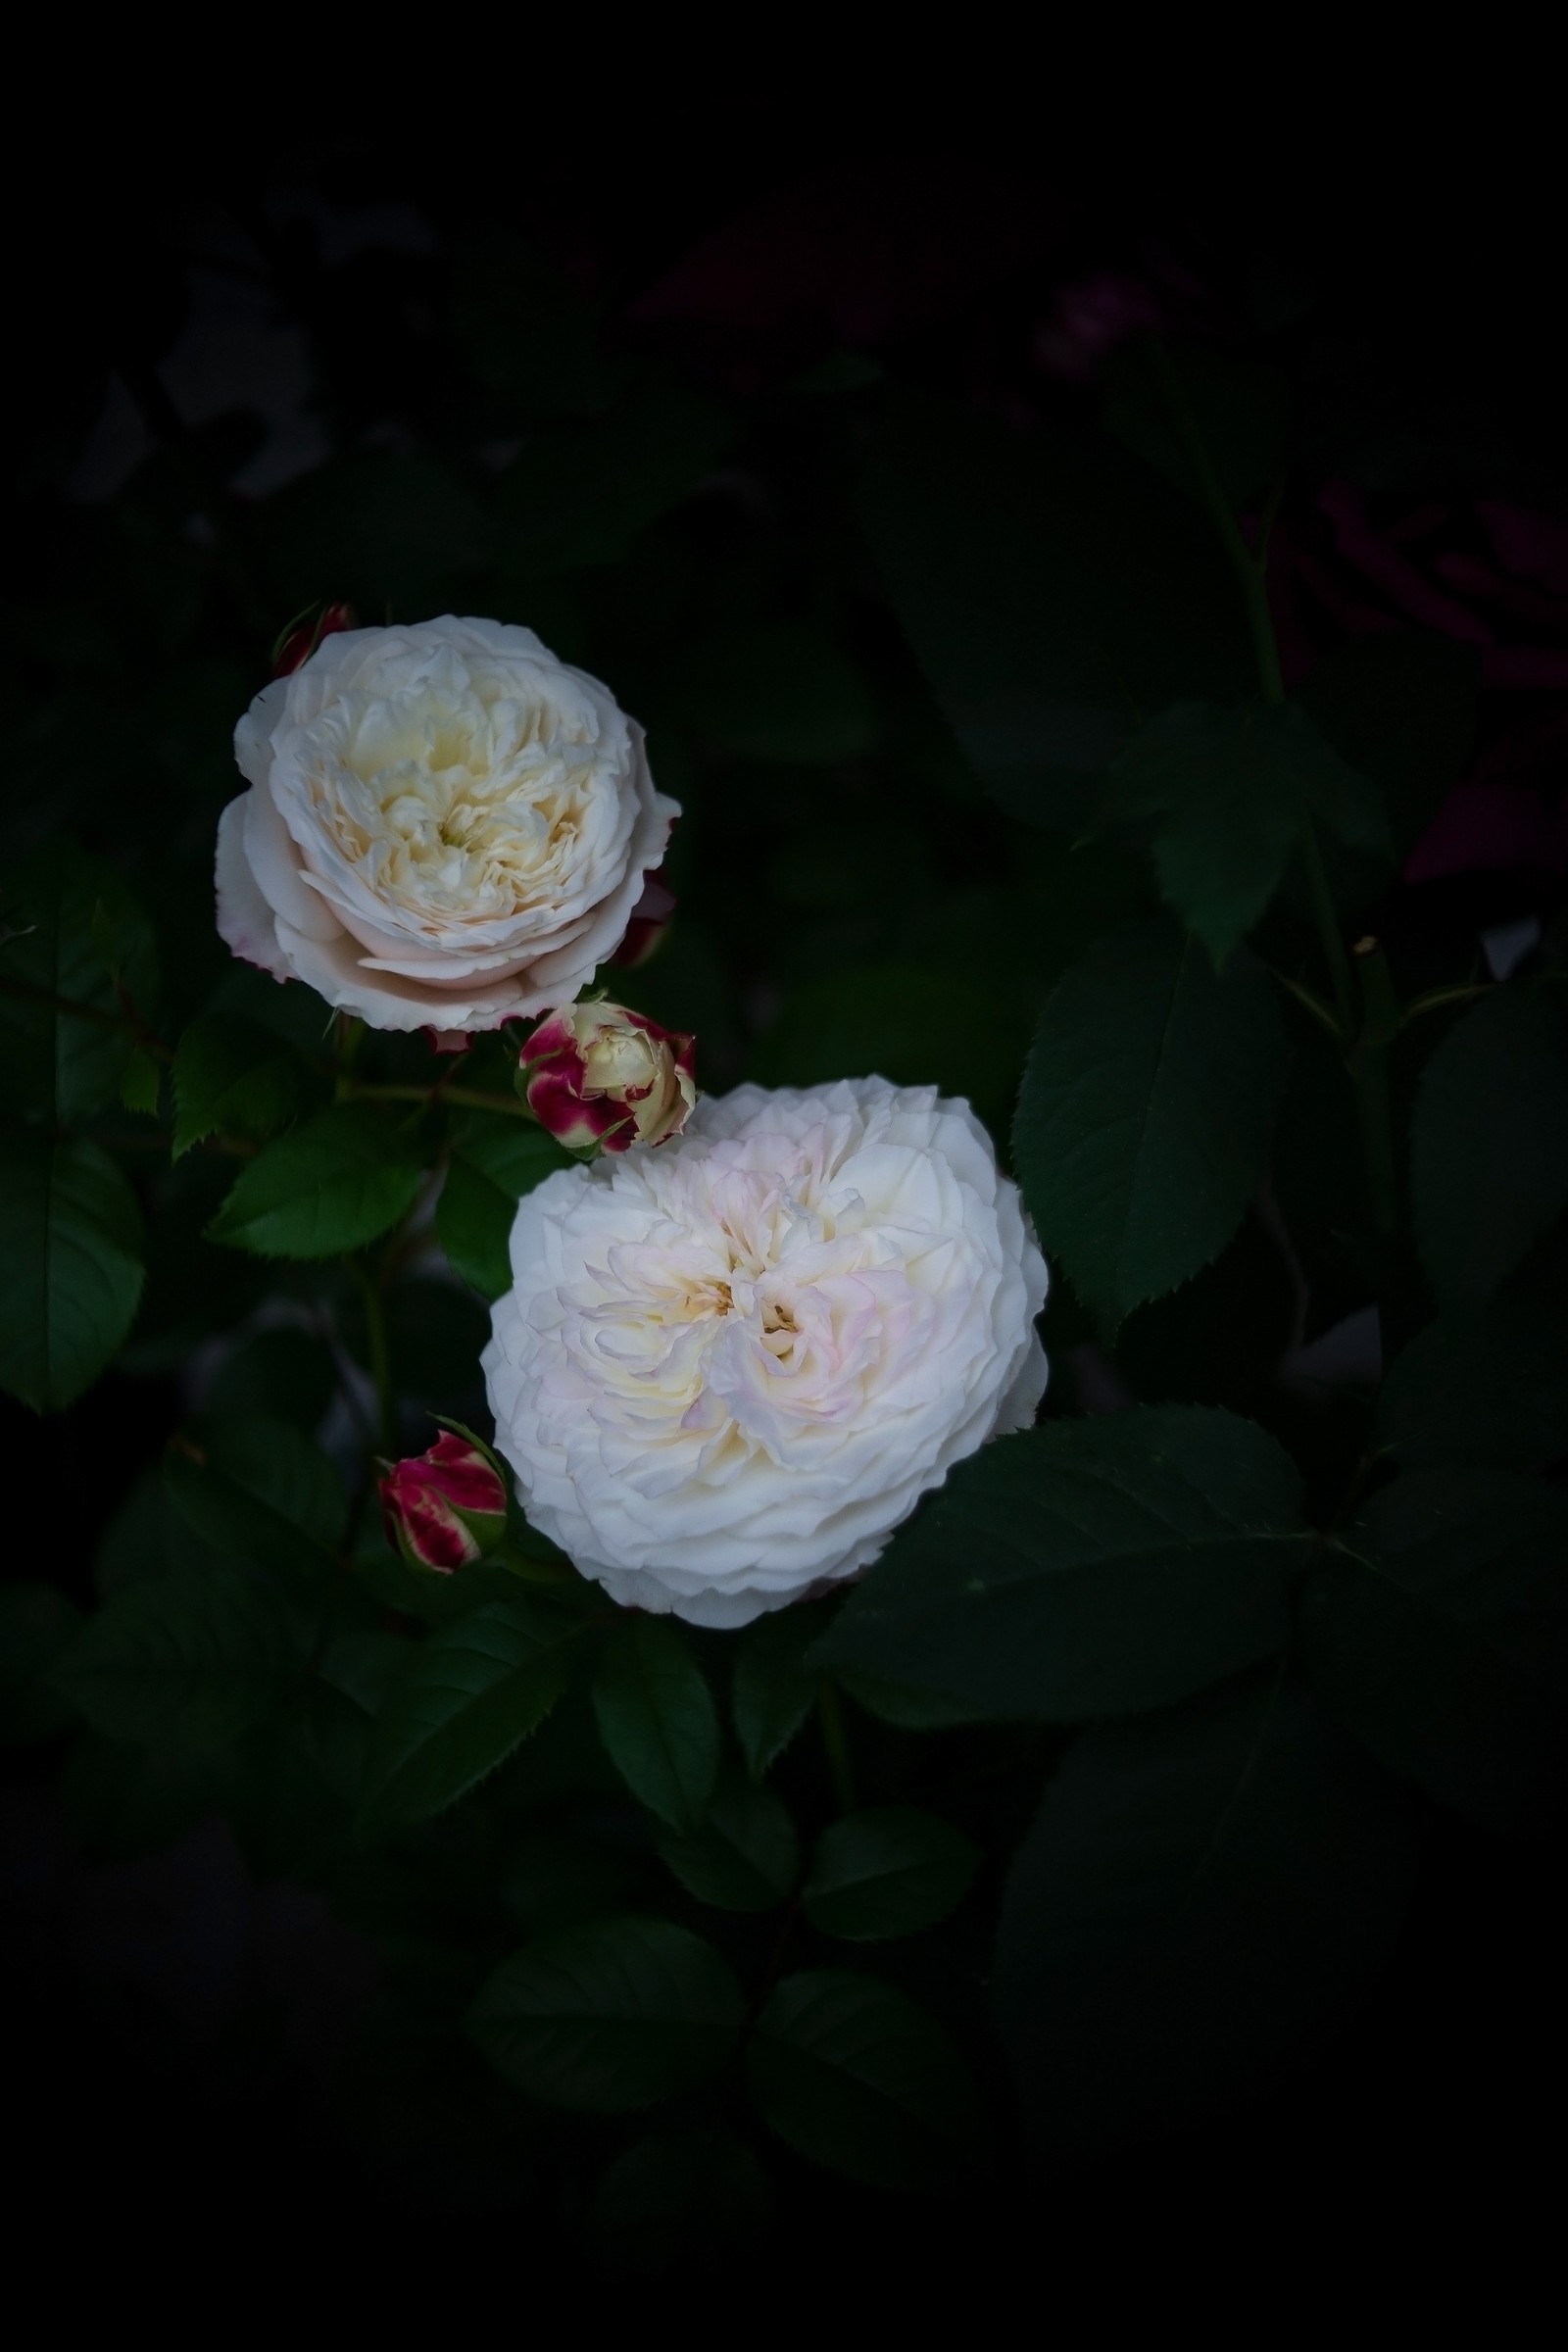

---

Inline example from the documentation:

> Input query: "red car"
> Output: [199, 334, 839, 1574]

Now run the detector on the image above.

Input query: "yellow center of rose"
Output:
[299, 657, 620, 930]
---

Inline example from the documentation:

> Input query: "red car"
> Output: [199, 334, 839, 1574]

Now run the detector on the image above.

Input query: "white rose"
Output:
[215, 616, 677, 1032]
[482, 1078, 1049, 1629]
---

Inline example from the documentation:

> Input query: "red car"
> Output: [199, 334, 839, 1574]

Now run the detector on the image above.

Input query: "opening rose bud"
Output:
[270, 600, 355, 680]
[520, 1001, 697, 1153]
[378, 1430, 509, 1574]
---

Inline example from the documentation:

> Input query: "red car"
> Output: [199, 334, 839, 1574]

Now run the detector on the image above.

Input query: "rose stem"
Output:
[1149, 338, 1360, 1044]
[346, 1257, 395, 1455]
[1151, 339, 1409, 1253]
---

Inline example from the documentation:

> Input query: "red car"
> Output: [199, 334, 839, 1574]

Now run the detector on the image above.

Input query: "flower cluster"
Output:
[219, 617, 1048, 1630]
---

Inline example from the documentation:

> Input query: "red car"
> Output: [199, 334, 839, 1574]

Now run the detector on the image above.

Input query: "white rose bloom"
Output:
[215, 616, 677, 1032]
[482, 1078, 1049, 1628]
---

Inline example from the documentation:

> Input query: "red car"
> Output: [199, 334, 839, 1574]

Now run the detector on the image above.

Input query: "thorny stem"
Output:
[0, 970, 174, 1060]
[346, 1080, 542, 1121]
[1151, 339, 1358, 1042]
[1151, 337, 1402, 1240]
[347, 1257, 395, 1455]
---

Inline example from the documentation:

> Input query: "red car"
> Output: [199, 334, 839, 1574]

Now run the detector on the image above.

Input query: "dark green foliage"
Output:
[1301, 1469, 1568, 1836]
[1378, 1290, 1568, 1470]
[592, 1615, 721, 1832]
[731, 1601, 831, 1777]
[0, 841, 160, 1120]
[207, 1104, 425, 1258]
[0, 1132, 144, 1408]
[467, 1918, 746, 2111]
[435, 1112, 570, 1299]
[819, 1409, 1307, 1720]
[803, 1808, 980, 1940]
[746, 1970, 990, 2194]
[993, 1670, 1420, 2159]
[861, 391, 1250, 829]
[1012, 919, 1286, 1325]
[1105, 701, 1387, 966]
[1410, 984, 1568, 1311]
[658, 1767, 801, 1911]
[52, 1554, 293, 1751]
[6, 192, 1561, 2249]
[164, 1415, 344, 1586]
[361, 1595, 586, 1834]
[172, 1012, 310, 1155]
[1297, 633, 1479, 872]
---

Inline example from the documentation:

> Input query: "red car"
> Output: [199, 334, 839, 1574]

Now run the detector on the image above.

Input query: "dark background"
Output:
[3, 140, 1563, 2284]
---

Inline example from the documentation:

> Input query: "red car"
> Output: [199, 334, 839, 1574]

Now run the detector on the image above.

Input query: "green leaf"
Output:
[0, 840, 160, 1120]
[172, 1013, 307, 1156]
[817, 1409, 1306, 1721]
[498, 380, 732, 575]
[207, 1104, 423, 1259]
[51, 1556, 292, 1751]
[0, 1583, 84, 1744]
[658, 1767, 800, 1911]
[1301, 1468, 1568, 1838]
[436, 1112, 571, 1298]
[587, 2132, 775, 2271]
[660, 619, 880, 765]
[835, 1668, 988, 1730]
[992, 1668, 1420, 2161]
[361, 1595, 585, 1833]
[118, 1047, 162, 1116]
[592, 1615, 720, 1831]
[860, 391, 1250, 830]
[0, 1132, 144, 1411]
[164, 1416, 344, 1588]
[1106, 702, 1388, 967]
[803, 1808, 980, 1941]
[749, 961, 1029, 1134]
[732, 1601, 831, 1778]
[467, 1917, 746, 2111]
[1379, 1292, 1568, 1471]
[1012, 916, 1287, 1326]
[746, 1970, 990, 2194]
[1411, 985, 1568, 1313]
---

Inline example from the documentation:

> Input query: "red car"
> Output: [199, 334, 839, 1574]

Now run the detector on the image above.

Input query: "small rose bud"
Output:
[378, 1429, 509, 1574]
[520, 1000, 696, 1154]
[270, 601, 356, 680]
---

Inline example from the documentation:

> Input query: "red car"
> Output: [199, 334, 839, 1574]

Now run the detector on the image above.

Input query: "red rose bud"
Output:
[377, 1430, 509, 1574]
[520, 1000, 696, 1153]
[270, 601, 356, 680]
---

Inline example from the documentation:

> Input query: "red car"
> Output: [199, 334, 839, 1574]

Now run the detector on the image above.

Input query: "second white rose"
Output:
[482, 1078, 1050, 1629]
[216, 616, 677, 1032]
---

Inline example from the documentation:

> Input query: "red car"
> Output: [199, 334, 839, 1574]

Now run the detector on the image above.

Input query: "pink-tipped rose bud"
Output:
[519, 1000, 696, 1154]
[378, 1429, 509, 1574]
[270, 601, 355, 680]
